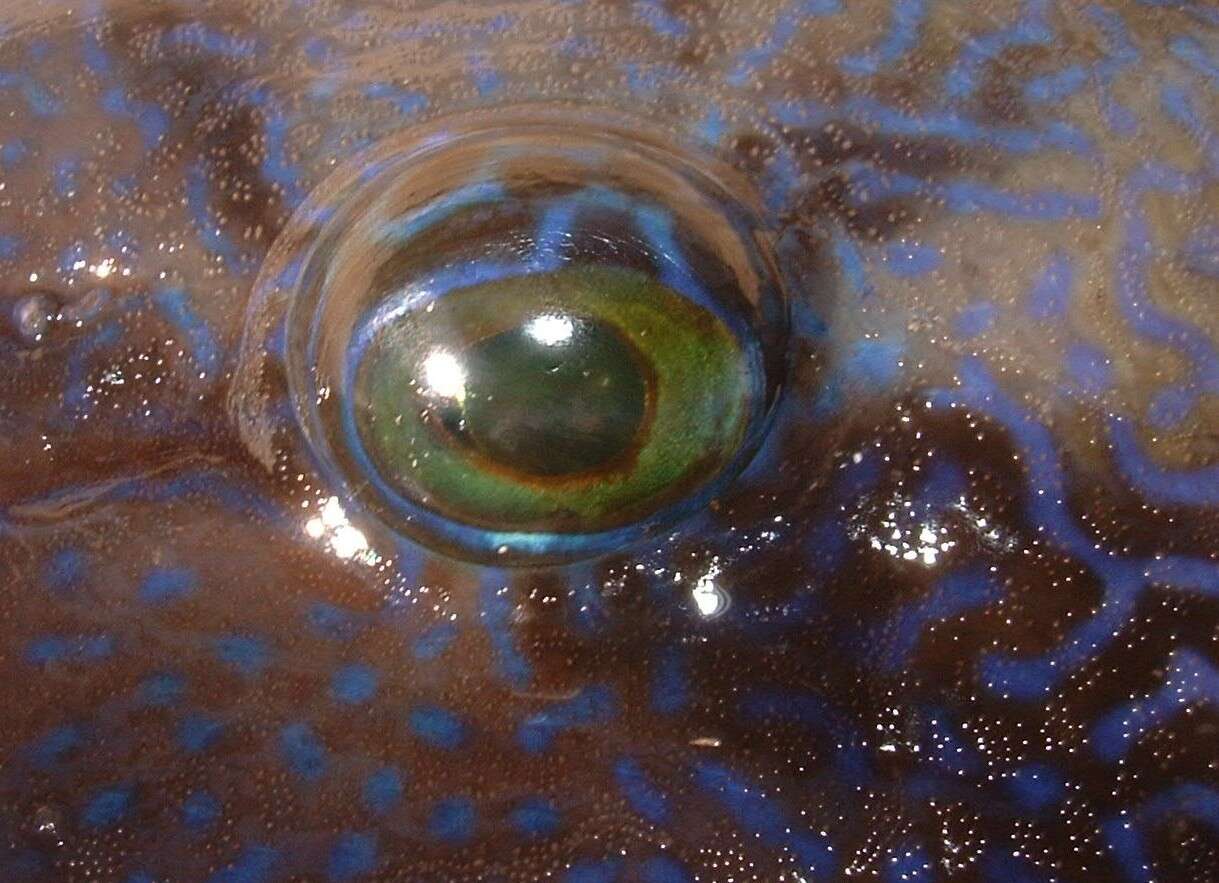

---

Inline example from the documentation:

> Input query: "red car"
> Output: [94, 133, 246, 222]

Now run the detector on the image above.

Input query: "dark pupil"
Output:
[439, 318, 648, 478]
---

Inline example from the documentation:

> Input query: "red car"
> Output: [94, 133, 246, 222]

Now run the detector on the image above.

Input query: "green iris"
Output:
[354, 265, 753, 534]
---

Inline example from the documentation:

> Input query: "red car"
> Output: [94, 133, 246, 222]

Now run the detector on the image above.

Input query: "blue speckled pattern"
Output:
[0, 1, 1217, 880]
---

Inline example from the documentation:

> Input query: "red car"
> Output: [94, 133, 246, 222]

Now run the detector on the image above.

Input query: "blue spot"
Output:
[307, 602, 360, 640]
[413, 621, 458, 660]
[565, 859, 623, 883]
[1006, 763, 1064, 812]
[328, 832, 377, 881]
[883, 241, 941, 277]
[45, 548, 87, 594]
[139, 671, 185, 706]
[1, 139, 29, 167]
[362, 767, 404, 816]
[53, 159, 80, 198]
[1148, 385, 1196, 429]
[206, 846, 279, 883]
[650, 647, 689, 715]
[518, 685, 616, 754]
[0, 234, 23, 260]
[614, 757, 669, 825]
[954, 301, 998, 338]
[154, 287, 221, 376]
[29, 724, 83, 768]
[409, 704, 466, 749]
[25, 634, 114, 666]
[1065, 343, 1112, 395]
[512, 797, 561, 837]
[82, 785, 134, 829]
[178, 714, 224, 754]
[182, 791, 221, 830]
[280, 723, 328, 781]
[428, 797, 475, 844]
[1025, 252, 1074, 320]
[138, 567, 197, 605]
[332, 664, 379, 705]
[214, 635, 270, 676]
[641, 856, 693, 883]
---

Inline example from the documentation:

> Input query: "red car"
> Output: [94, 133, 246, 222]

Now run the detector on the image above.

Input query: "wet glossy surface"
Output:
[0, 1, 1217, 880]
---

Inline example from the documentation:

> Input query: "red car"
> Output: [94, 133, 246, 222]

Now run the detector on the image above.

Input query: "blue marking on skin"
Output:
[832, 230, 875, 298]
[82, 30, 112, 73]
[46, 547, 87, 594]
[564, 564, 608, 632]
[214, 634, 271, 676]
[512, 796, 562, 837]
[428, 797, 475, 844]
[101, 88, 170, 150]
[1109, 418, 1219, 506]
[182, 791, 222, 830]
[981, 850, 1052, 883]
[566, 860, 623, 883]
[178, 713, 225, 753]
[649, 646, 689, 715]
[408, 704, 467, 749]
[363, 82, 429, 116]
[328, 832, 378, 882]
[0, 233, 23, 260]
[696, 108, 727, 145]
[54, 159, 80, 198]
[1147, 385, 1196, 429]
[1181, 225, 1219, 277]
[307, 602, 363, 641]
[1160, 84, 1219, 175]
[693, 760, 836, 875]
[138, 671, 186, 707]
[886, 845, 933, 883]
[942, 0, 1052, 101]
[1171, 34, 1219, 86]
[633, 0, 688, 38]
[469, 56, 503, 97]
[29, 723, 84, 769]
[478, 571, 535, 689]
[640, 856, 692, 883]
[922, 707, 984, 776]
[280, 722, 328, 782]
[840, 0, 925, 75]
[954, 301, 998, 338]
[879, 566, 1004, 673]
[1065, 343, 1113, 395]
[25, 633, 115, 667]
[1025, 252, 1074, 320]
[0, 70, 62, 116]
[0, 138, 29, 167]
[1091, 648, 1219, 761]
[186, 163, 249, 272]
[164, 24, 260, 60]
[1024, 65, 1090, 104]
[81, 784, 135, 829]
[1103, 816, 1152, 883]
[206, 846, 280, 883]
[726, 0, 843, 87]
[883, 241, 941, 277]
[518, 685, 616, 754]
[327, 663, 378, 704]
[138, 566, 197, 605]
[413, 621, 458, 660]
[843, 96, 1092, 155]
[362, 767, 404, 816]
[614, 757, 670, 825]
[1005, 763, 1064, 813]
[812, 334, 907, 417]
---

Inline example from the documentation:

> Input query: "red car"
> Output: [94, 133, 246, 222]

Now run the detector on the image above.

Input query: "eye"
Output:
[238, 109, 788, 562]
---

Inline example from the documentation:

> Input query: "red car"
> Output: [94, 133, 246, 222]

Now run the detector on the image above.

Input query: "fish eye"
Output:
[237, 111, 788, 562]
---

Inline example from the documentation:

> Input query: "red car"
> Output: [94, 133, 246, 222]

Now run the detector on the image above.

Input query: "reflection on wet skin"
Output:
[0, 1, 1217, 880]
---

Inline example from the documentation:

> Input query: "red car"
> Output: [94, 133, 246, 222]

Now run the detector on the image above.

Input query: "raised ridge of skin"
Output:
[0, 1, 1217, 881]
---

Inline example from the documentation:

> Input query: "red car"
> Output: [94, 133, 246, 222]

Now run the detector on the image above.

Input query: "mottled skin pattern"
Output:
[0, 0, 1218, 880]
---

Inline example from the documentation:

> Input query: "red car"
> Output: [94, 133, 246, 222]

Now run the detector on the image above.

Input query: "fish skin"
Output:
[0, 1, 1217, 881]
